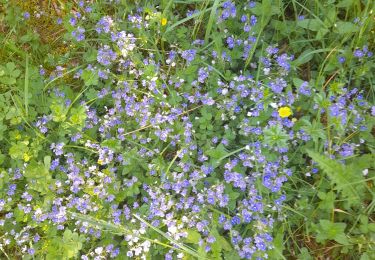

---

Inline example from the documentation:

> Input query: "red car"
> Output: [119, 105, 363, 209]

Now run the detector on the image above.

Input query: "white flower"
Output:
[168, 225, 177, 234]
[95, 247, 103, 255]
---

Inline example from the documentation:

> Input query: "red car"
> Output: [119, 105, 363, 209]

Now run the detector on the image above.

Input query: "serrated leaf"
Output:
[316, 220, 348, 244]
[83, 48, 98, 62]
[318, 191, 335, 211]
[307, 150, 361, 201]
[81, 69, 99, 86]
[206, 144, 228, 160]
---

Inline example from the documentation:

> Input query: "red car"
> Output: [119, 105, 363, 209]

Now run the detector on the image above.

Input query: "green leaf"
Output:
[293, 78, 305, 88]
[293, 49, 314, 66]
[69, 106, 87, 126]
[318, 191, 335, 211]
[297, 19, 324, 31]
[335, 21, 358, 34]
[6, 62, 19, 77]
[83, 48, 98, 62]
[206, 144, 228, 160]
[24, 160, 51, 194]
[81, 69, 99, 86]
[9, 142, 28, 160]
[0, 76, 16, 85]
[24, 160, 48, 178]
[306, 150, 362, 202]
[0, 122, 6, 141]
[101, 140, 121, 152]
[186, 230, 201, 243]
[50, 103, 67, 122]
[336, 0, 355, 7]
[263, 125, 289, 148]
[44, 156, 51, 170]
[62, 229, 85, 259]
[316, 220, 348, 244]
[269, 226, 286, 260]
[301, 120, 326, 143]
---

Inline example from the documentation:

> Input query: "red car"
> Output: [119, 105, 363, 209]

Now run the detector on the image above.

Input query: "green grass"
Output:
[0, 0, 374, 259]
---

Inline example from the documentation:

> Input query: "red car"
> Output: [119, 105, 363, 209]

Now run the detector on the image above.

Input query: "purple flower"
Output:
[338, 56, 346, 63]
[299, 81, 311, 96]
[226, 36, 235, 49]
[96, 16, 113, 34]
[97, 45, 117, 66]
[23, 12, 30, 20]
[50, 142, 64, 156]
[39, 67, 46, 75]
[339, 144, 354, 157]
[354, 49, 364, 58]
[221, 1, 236, 20]
[231, 216, 241, 225]
[28, 248, 35, 255]
[371, 106, 375, 116]
[69, 17, 77, 26]
[7, 184, 16, 196]
[276, 54, 291, 71]
[181, 49, 197, 63]
[50, 159, 60, 170]
[198, 67, 209, 83]
[72, 26, 85, 41]
[250, 15, 257, 26]
[269, 78, 287, 94]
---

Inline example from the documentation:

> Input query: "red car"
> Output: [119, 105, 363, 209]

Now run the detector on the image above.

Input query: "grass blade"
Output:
[165, 6, 213, 34]
[24, 54, 29, 117]
[204, 0, 221, 43]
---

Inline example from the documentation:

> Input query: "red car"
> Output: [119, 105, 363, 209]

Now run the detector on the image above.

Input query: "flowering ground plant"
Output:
[0, 0, 374, 259]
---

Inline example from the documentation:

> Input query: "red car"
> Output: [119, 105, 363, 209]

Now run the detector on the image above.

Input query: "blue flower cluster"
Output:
[1, 0, 374, 259]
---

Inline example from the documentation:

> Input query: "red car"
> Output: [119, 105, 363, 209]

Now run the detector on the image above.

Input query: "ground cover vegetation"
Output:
[0, 0, 374, 259]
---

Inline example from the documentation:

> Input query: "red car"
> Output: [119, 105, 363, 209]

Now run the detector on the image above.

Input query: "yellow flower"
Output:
[161, 17, 167, 26]
[98, 159, 103, 165]
[278, 107, 292, 118]
[23, 153, 30, 162]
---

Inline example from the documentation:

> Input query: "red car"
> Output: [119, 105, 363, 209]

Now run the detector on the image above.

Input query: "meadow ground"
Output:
[0, 0, 374, 259]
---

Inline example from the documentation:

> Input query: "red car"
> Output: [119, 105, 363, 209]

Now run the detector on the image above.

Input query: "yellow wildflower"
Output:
[161, 17, 167, 26]
[98, 159, 103, 165]
[278, 107, 292, 118]
[23, 153, 30, 162]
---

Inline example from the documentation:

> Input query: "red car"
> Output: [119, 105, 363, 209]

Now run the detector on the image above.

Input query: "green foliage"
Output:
[263, 125, 289, 148]
[307, 150, 371, 204]
[0, 62, 21, 85]
[0, 0, 374, 259]
[315, 220, 349, 245]
[81, 69, 99, 86]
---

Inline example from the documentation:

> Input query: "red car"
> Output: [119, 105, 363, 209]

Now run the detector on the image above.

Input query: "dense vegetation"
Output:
[0, 0, 374, 259]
